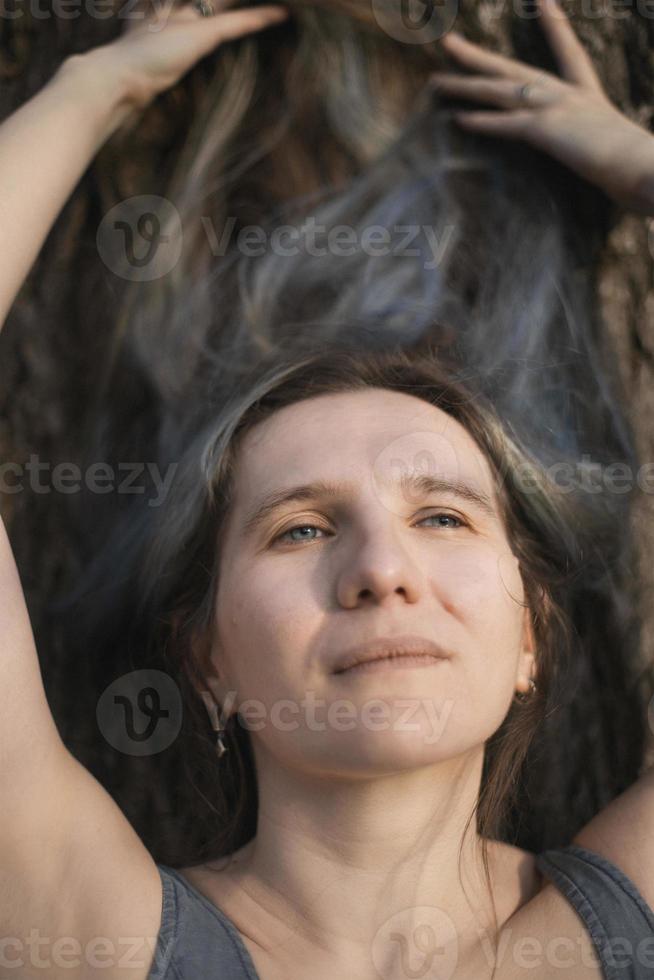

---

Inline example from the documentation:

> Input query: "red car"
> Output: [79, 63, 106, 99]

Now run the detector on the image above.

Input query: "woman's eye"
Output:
[273, 513, 466, 545]
[273, 524, 329, 544]
[418, 512, 466, 529]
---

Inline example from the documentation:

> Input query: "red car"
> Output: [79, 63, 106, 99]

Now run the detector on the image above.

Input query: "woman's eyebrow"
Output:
[240, 474, 497, 538]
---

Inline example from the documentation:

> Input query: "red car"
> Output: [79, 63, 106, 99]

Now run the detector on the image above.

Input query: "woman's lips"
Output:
[335, 653, 446, 676]
[331, 635, 450, 674]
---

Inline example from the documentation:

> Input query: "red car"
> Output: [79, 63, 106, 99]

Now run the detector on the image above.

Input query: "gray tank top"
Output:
[147, 844, 654, 980]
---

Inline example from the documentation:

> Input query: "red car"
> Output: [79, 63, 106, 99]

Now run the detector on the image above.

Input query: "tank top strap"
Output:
[536, 843, 654, 980]
[148, 863, 261, 980]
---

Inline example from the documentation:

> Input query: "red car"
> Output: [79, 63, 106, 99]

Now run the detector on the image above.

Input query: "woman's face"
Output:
[208, 388, 535, 775]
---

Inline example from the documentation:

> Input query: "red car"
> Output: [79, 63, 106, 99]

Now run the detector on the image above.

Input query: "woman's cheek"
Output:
[219, 574, 314, 700]
[437, 544, 525, 653]
[436, 541, 517, 605]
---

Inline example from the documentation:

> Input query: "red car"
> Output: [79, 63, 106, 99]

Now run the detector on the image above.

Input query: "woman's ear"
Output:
[516, 606, 537, 693]
[171, 609, 234, 719]
[199, 679, 225, 728]
[521, 605, 536, 657]
[189, 628, 235, 720]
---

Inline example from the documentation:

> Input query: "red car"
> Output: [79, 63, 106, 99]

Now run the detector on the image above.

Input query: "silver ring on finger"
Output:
[517, 81, 535, 105]
[515, 78, 554, 108]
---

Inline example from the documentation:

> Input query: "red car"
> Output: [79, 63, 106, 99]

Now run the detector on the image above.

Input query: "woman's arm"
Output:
[573, 765, 654, 909]
[431, 0, 654, 215]
[0, 7, 289, 976]
[0, 0, 288, 770]
[0, 0, 289, 330]
[0, 55, 135, 329]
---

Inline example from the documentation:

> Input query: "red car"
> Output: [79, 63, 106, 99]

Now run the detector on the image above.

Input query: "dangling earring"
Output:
[201, 690, 230, 759]
[213, 720, 229, 758]
[514, 676, 538, 703]
[209, 704, 229, 758]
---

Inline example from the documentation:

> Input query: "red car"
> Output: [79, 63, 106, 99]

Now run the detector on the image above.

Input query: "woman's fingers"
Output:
[432, 0, 654, 214]
[430, 72, 562, 110]
[449, 109, 534, 139]
[124, 0, 288, 44]
[439, 2, 603, 95]
[536, 0, 603, 90]
[111, 0, 290, 114]
[186, 4, 289, 47]
[439, 31, 543, 82]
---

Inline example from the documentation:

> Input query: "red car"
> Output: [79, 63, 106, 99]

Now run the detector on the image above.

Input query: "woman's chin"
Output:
[307, 729, 470, 777]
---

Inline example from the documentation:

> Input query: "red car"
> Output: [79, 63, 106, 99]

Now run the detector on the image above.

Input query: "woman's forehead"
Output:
[232, 388, 497, 505]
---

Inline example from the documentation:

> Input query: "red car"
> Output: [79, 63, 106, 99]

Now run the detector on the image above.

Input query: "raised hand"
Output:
[80, 0, 290, 120]
[0, 0, 288, 329]
[430, 0, 654, 214]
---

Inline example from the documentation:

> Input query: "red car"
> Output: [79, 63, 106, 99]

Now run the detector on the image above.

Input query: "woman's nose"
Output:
[335, 525, 423, 608]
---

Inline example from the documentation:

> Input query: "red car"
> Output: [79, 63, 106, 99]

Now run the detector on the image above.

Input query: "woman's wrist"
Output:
[52, 48, 143, 147]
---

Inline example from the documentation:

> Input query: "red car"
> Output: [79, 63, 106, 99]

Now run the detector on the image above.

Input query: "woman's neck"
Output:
[203, 747, 535, 973]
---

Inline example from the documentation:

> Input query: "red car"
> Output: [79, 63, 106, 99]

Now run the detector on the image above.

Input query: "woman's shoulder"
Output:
[485, 840, 544, 922]
[487, 840, 601, 979]
[157, 820, 654, 980]
[569, 764, 654, 909]
[491, 778, 654, 980]
[152, 855, 261, 980]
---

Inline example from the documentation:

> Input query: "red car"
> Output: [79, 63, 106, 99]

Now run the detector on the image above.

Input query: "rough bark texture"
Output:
[1, 0, 653, 863]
